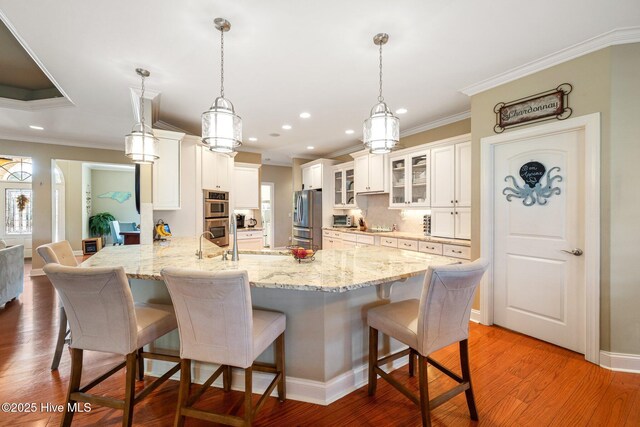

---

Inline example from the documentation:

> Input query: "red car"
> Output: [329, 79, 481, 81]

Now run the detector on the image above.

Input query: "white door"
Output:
[302, 166, 313, 190]
[354, 156, 369, 193]
[215, 154, 232, 191]
[493, 129, 585, 353]
[310, 164, 322, 189]
[368, 154, 386, 192]
[431, 145, 455, 207]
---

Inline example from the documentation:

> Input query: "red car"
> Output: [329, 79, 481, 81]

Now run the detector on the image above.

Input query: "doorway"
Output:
[480, 113, 601, 363]
[0, 156, 33, 257]
[261, 182, 274, 248]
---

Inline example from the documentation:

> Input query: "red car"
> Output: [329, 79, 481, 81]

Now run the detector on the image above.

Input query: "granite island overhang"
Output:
[80, 237, 460, 404]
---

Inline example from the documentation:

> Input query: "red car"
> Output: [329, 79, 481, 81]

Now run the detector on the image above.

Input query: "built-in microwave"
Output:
[332, 215, 354, 228]
[204, 190, 229, 218]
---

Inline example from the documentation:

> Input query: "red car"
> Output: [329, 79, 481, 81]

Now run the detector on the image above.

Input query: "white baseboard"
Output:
[30, 268, 45, 277]
[73, 250, 84, 256]
[470, 309, 481, 324]
[146, 353, 409, 406]
[600, 351, 640, 373]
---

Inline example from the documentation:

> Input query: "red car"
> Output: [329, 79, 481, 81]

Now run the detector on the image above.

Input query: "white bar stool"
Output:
[161, 268, 286, 427]
[367, 259, 489, 427]
[44, 263, 181, 427]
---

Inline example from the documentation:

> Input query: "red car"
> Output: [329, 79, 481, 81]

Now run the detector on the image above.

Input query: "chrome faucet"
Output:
[230, 214, 239, 261]
[197, 231, 214, 259]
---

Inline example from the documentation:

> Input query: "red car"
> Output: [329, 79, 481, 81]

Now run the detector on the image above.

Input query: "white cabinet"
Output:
[231, 229, 264, 250]
[352, 151, 388, 193]
[152, 131, 184, 210]
[380, 237, 398, 248]
[302, 163, 323, 190]
[389, 150, 430, 208]
[455, 142, 472, 207]
[431, 145, 455, 207]
[454, 207, 471, 240]
[431, 206, 470, 239]
[233, 164, 260, 209]
[201, 147, 233, 191]
[333, 162, 356, 208]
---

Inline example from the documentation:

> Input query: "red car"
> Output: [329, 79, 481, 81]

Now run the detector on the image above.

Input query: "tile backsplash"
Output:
[345, 194, 428, 234]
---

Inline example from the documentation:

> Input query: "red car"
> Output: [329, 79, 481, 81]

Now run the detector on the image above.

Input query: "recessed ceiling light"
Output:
[29, 125, 44, 130]
[299, 112, 311, 119]
[282, 124, 292, 130]
[345, 129, 355, 135]
[307, 146, 314, 150]
[396, 108, 408, 115]
[269, 133, 281, 137]
[248, 137, 258, 142]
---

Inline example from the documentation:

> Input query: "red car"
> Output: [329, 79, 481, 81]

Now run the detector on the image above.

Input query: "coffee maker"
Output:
[235, 213, 246, 229]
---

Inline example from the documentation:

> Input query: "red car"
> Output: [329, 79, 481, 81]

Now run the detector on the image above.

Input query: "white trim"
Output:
[480, 113, 601, 364]
[0, 131, 121, 151]
[600, 351, 640, 373]
[461, 27, 640, 96]
[0, 97, 73, 111]
[399, 111, 471, 138]
[470, 309, 481, 324]
[30, 268, 44, 277]
[325, 144, 363, 159]
[147, 353, 409, 406]
[234, 162, 261, 169]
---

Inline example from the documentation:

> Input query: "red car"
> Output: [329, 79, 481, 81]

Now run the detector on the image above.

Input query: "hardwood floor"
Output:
[0, 260, 638, 426]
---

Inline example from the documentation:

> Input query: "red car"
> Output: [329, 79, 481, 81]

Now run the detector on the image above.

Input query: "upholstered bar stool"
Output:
[43, 263, 181, 427]
[36, 241, 78, 370]
[161, 268, 286, 427]
[367, 259, 489, 427]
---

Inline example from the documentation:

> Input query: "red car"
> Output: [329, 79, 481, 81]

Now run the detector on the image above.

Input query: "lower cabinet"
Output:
[232, 230, 264, 250]
[431, 207, 470, 240]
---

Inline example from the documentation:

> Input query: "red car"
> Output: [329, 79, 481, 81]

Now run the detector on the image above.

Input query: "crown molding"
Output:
[461, 26, 640, 96]
[0, 130, 121, 151]
[0, 96, 73, 111]
[399, 111, 471, 138]
[325, 144, 363, 159]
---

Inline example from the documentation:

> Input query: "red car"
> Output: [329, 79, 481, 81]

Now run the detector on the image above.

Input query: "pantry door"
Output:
[480, 114, 600, 362]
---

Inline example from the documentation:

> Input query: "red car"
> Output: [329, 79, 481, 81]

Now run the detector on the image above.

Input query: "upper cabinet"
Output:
[301, 160, 335, 190]
[351, 150, 389, 194]
[152, 130, 185, 210]
[201, 147, 233, 191]
[233, 163, 260, 210]
[431, 140, 470, 208]
[389, 150, 430, 208]
[333, 162, 356, 208]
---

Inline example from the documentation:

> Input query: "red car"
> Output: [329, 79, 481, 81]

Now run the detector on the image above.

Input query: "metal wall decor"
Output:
[494, 84, 572, 133]
[503, 161, 562, 206]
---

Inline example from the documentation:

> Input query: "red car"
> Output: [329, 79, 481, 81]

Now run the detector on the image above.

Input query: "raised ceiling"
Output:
[0, 1, 638, 162]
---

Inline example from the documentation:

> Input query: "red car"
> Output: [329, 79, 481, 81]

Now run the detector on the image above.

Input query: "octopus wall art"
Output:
[502, 161, 562, 206]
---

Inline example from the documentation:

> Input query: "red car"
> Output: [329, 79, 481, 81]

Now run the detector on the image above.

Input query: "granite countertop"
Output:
[323, 227, 471, 247]
[80, 236, 458, 292]
[237, 227, 264, 231]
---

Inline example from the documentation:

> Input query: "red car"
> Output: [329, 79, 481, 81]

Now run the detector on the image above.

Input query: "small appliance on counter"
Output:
[423, 214, 431, 236]
[154, 219, 172, 241]
[332, 214, 354, 228]
[247, 218, 257, 228]
[236, 213, 245, 229]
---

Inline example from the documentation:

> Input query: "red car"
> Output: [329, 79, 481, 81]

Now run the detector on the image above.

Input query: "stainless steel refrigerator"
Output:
[292, 190, 323, 249]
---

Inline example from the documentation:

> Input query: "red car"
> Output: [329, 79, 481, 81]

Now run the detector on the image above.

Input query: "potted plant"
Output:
[89, 212, 116, 246]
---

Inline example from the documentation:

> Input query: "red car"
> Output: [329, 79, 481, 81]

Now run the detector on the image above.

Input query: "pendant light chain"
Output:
[378, 42, 384, 103]
[140, 73, 146, 128]
[220, 27, 225, 98]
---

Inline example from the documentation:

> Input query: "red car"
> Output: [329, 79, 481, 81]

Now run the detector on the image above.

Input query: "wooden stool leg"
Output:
[136, 348, 144, 381]
[61, 348, 83, 427]
[275, 332, 286, 402]
[175, 359, 191, 427]
[368, 327, 379, 396]
[418, 355, 432, 427]
[409, 349, 416, 377]
[122, 352, 137, 427]
[460, 339, 478, 420]
[51, 307, 68, 370]
[244, 366, 253, 426]
[223, 365, 232, 392]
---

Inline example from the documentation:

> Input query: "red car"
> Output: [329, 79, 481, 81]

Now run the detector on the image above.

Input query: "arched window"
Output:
[0, 157, 32, 182]
[1, 157, 33, 234]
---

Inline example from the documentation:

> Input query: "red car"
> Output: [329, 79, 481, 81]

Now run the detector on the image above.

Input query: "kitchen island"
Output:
[81, 237, 459, 404]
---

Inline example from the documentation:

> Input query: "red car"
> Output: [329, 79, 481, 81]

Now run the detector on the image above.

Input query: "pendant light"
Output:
[125, 68, 159, 164]
[202, 18, 242, 153]
[363, 33, 399, 154]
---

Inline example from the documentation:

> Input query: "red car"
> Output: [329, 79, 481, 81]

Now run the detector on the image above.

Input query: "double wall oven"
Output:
[203, 189, 229, 246]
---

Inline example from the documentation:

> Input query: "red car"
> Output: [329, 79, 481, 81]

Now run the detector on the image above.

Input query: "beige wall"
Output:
[292, 158, 310, 192]
[400, 119, 471, 149]
[91, 169, 139, 244]
[0, 139, 132, 268]
[234, 151, 261, 164]
[55, 160, 84, 251]
[261, 165, 293, 247]
[471, 44, 640, 354]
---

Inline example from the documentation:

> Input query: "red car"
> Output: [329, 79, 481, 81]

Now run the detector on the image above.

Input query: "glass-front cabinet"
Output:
[389, 150, 430, 208]
[333, 162, 356, 208]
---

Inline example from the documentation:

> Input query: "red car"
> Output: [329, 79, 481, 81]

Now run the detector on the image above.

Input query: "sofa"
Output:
[0, 245, 24, 307]
[109, 221, 138, 245]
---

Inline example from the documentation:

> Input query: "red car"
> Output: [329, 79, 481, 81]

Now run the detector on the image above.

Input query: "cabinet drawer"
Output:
[418, 242, 443, 255]
[356, 235, 375, 245]
[237, 238, 264, 250]
[341, 233, 358, 243]
[330, 231, 342, 238]
[237, 231, 262, 240]
[380, 237, 398, 248]
[443, 244, 470, 260]
[397, 239, 418, 251]
[323, 229, 331, 237]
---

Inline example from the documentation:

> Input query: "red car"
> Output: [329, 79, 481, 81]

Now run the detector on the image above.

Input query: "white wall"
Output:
[91, 169, 139, 244]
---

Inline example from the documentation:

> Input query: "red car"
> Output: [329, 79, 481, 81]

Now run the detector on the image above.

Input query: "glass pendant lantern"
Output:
[202, 18, 242, 153]
[125, 68, 159, 164]
[363, 33, 399, 154]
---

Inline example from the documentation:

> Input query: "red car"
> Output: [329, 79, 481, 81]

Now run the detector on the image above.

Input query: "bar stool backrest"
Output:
[43, 263, 138, 355]
[417, 259, 489, 356]
[37, 241, 79, 267]
[161, 268, 254, 368]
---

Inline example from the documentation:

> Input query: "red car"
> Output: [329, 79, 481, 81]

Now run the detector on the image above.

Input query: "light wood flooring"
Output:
[0, 260, 638, 426]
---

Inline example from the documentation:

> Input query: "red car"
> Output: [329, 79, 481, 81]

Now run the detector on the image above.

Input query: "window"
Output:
[0, 158, 32, 182]
[5, 189, 32, 234]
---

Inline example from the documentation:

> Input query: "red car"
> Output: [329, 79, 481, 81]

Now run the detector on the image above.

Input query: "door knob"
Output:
[561, 248, 583, 256]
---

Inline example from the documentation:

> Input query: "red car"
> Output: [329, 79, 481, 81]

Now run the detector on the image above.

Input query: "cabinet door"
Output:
[344, 167, 356, 207]
[409, 151, 429, 206]
[455, 142, 472, 207]
[215, 154, 232, 191]
[342, 240, 357, 249]
[390, 156, 406, 207]
[153, 137, 181, 210]
[431, 145, 455, 207]
[334, 169, 344, 207]
[430, 207, 455, 238]
[302, 166, 313, 189]
[234, 167, 259, 209]
[354, 156, 369, 193]
[332, 238, 344, 249]
[368, 154, 386, 192]
[310, 164, 322, 189]
[322, 237, 332, 249]
[201, 148, 217, 190]
[454, 207, 471, 240]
